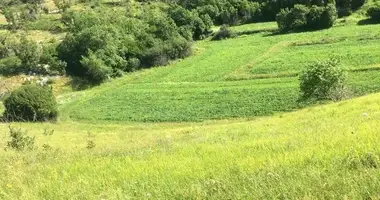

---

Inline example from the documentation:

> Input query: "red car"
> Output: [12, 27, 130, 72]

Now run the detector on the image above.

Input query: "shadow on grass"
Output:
[236, 28, 277, 36]
[357, 18, 379, 26]
[65, 77, 99, 91]
[262, 28, 324, 37]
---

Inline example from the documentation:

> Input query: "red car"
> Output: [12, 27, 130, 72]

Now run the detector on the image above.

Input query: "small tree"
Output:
[299, 58, 347, 101]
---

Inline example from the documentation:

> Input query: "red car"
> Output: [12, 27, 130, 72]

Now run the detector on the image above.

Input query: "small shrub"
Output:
[6, 126, 35, 151]
[3, 84, 58, 122]
[212, 25, 236, 40]
[299, 58, 347, 101]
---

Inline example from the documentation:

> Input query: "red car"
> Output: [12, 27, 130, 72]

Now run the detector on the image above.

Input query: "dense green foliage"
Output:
[276, 4, 337, 32]
[0, 34, 65, 75]
[300, 59, 347, 100]
[3, 84, 58, 122]
[57, 6, 196, 83]
[167, 0, 362, 23]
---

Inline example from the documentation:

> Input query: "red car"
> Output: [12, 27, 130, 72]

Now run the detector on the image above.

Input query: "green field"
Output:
[2, 0, 380, 197]
[58, 22, 380, 122]
[1, 93, 380, 199]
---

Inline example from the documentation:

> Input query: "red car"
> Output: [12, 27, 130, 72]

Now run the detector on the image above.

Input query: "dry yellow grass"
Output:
[0, 14, 6, 25]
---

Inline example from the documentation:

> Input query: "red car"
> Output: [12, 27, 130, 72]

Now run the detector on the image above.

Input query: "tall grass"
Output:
[1, 93, 380, 199]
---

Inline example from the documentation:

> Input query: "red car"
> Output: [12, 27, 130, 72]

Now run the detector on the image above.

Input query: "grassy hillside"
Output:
[1, 93, 380, 199]
[60, 22, 380, 122]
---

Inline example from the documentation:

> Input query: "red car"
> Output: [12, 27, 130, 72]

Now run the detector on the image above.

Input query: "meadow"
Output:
[1, 93, 380, 199]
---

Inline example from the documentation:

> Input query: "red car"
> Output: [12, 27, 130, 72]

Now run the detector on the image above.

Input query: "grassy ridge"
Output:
[1, 93, 380, 199]
[60, 22, 380, 122]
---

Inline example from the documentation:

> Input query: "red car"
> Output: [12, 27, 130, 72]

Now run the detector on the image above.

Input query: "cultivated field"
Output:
[59, 22, 380, 122]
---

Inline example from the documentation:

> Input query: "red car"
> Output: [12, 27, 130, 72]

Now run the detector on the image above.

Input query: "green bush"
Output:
[0, 56, 22, 75]
[367, 6, 380, 21]
[299, 58, 347, 101]
[58, 8, 193, 83]
[212, 25, 236, 40]
[277, 4, 337, 32]
[3, 84, 58, 122]
[307, 4, 337, 30]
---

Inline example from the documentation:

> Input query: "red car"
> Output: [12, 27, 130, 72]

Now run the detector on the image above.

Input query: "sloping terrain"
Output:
[61, 22, 380, 122]
[1, 93, 380, 199]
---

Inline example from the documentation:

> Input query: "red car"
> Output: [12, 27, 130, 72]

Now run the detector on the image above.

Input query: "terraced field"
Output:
[61, 22, 380, 122]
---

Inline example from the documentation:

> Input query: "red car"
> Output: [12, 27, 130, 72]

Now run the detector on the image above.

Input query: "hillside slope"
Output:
[60, 22, 380, 122]
[1, 93, 380, 199]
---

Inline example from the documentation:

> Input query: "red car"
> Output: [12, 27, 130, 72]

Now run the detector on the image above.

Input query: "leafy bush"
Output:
[299, 58, 347, 101]
[367, 6, 380, 21]
[277, 4, 337, 32]
[6, 126, 35, 151]
[58, 8, 192, 83]
[307, 4, 337, 30]
[168, 5, 213, 40]
[212, 25, 236, 40]
[3, 84, 58, 122]
[276, 5, 309, 32]
[0, 56, 22, 75]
